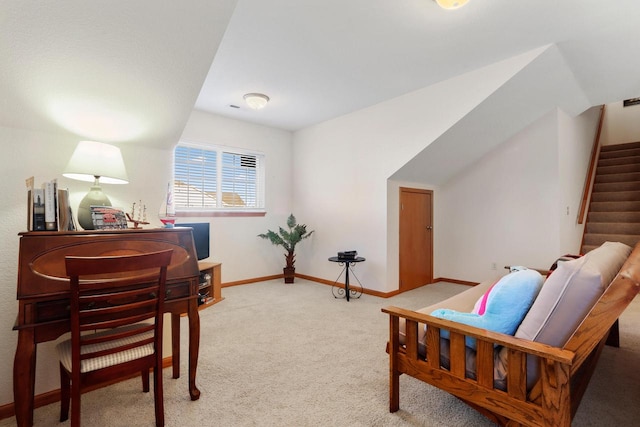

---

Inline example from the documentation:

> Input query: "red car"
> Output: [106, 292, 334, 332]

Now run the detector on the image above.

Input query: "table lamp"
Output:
[63, 141, 129, 230]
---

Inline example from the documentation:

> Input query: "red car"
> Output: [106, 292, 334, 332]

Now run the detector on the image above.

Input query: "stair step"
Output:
[590, 190, 640, 202]
[589, 200, 640, 212]
[586, 222, 640, 235]
[597, 155, 640, 168]
[594, 172, 640, 184]
[600, 141, 640, 152]
[584, 143, 640, 255]
[593, 181, 640, 192]
[588, 211, 640, 223]
[582, 233, 640, 247]
[599, 147, 640, 159]
[596, 163, 640, 175]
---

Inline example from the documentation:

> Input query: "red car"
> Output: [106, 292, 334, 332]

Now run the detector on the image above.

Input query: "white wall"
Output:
[178, 110, 294, 282]
[558, 106, 601, 251]
[291, 49, 544, 292]
[601, 101, 640, 146]
[436, 110, 559, 282]
[435, 107, 598, 283]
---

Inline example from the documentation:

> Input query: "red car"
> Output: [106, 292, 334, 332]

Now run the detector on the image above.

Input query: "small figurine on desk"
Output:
[159, 183, 176, 228]
[127, 200, 150, 229]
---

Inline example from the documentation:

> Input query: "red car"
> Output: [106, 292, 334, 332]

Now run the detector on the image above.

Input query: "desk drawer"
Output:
[31, 281, 194, 324]
[35, 299, 69, 323]
[166, 281, 193, 300]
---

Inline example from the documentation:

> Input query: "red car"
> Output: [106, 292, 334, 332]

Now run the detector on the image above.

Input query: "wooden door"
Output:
[399, 187, 433, 291]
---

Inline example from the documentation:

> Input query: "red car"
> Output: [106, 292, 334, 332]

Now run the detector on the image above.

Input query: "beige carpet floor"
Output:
[6, 279, 640, 426]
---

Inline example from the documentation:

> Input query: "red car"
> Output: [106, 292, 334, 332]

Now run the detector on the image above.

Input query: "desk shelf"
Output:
[196, 261, 223, 309]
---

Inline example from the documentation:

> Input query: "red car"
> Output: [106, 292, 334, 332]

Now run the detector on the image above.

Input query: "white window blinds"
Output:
[174, 143, 264, 211]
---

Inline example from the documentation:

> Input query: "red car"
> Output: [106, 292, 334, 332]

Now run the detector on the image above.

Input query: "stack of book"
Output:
[25, 176, 76, 232]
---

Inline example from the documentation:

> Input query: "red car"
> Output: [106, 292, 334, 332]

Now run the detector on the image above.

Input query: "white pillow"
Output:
[515, 241, 631, 345]
[496, 241, 631, 390]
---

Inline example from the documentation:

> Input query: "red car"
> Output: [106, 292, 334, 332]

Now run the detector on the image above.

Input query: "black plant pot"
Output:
[283, 266, 295, 283]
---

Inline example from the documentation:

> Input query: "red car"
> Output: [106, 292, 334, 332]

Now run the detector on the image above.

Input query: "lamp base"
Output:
[77, 185, 112, 230]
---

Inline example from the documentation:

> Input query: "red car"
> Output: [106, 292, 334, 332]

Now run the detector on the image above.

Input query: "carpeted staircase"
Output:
[582, 141, 640, 253]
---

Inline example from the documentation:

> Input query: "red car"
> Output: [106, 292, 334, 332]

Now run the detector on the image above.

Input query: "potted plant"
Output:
[258, 214, 314, 283]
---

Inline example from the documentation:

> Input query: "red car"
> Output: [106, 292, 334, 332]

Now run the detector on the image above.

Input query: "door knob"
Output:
[426, 225, 433, 230]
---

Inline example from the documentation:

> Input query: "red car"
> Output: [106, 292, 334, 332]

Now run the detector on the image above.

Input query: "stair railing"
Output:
[578, 105, 606, 225]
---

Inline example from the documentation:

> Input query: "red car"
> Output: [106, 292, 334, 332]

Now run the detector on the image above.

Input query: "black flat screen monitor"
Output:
[176, 222, 210, 261]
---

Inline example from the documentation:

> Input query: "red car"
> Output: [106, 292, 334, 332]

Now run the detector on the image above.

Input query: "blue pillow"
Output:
[430, 269, 543, 349]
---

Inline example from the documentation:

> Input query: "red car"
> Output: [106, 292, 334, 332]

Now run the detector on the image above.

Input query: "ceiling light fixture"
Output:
[243, 93, 270, 110]
[435, 0, 469, 10]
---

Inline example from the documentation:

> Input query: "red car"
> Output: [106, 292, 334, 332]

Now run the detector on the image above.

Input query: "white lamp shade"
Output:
[243, 93, 270, 110]
[63, 141, 129, 184]
[435, 0, 469, 9]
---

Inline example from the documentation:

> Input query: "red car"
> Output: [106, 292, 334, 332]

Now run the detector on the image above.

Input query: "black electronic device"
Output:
[175, 222, 210, 260]
[337, 250, 357, 260]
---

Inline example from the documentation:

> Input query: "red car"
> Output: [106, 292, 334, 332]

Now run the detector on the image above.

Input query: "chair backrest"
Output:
[65, 249, 173, 371]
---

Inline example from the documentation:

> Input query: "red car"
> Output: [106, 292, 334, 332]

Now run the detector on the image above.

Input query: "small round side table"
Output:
[328, 256, 365, 301]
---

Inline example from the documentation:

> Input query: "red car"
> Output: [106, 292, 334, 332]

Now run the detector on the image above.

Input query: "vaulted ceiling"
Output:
[197, 0, 640, 130]
[1, 1, 238, 147]
[2, 0, 640, 148]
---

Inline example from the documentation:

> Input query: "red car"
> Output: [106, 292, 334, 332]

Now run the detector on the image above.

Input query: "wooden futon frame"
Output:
[382, 243, 640, 426]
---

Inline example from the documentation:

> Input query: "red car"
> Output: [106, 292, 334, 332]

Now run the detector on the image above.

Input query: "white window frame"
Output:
[173, 141, 266, 215]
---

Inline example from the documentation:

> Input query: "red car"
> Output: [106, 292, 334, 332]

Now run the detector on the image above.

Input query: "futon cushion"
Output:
[430, 269, 544, 349]
[56, 323, 155, 374]
[515, 241, 631, 346]
[496, 241, 632, 389]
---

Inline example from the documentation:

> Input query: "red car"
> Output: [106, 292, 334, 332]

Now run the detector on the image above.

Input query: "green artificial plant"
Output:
[258, 214, 314, 282]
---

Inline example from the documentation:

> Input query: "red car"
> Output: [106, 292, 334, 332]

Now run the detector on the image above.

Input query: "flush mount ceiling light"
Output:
[435, 0, 469, 9]
[243, 93, 270, 110]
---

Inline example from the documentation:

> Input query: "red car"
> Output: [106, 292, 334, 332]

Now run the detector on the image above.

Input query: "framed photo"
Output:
[623, 97, 640, 107]
[90, 206, 128, 229]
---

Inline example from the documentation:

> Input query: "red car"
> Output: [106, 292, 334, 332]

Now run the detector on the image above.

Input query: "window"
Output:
[173, 143, 265, 214]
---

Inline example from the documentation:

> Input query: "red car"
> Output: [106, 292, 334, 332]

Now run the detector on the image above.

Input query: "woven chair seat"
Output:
[57, 323, 154, 374]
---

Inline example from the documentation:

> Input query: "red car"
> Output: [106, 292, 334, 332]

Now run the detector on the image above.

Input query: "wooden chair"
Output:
[55, 249, 173, 427]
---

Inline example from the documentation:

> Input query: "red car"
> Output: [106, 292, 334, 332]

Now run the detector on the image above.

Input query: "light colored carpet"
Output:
[6, 279, 640, 426]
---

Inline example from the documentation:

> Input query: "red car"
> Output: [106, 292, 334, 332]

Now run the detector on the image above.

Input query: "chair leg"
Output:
[71, 371, 81, 427]
[59, 364, 70, 422]
[154, 362, 165, 427]
[142, 368, 150, 392]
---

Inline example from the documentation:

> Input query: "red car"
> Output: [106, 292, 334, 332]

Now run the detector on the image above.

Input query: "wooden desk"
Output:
[13, 229, 202, 427]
